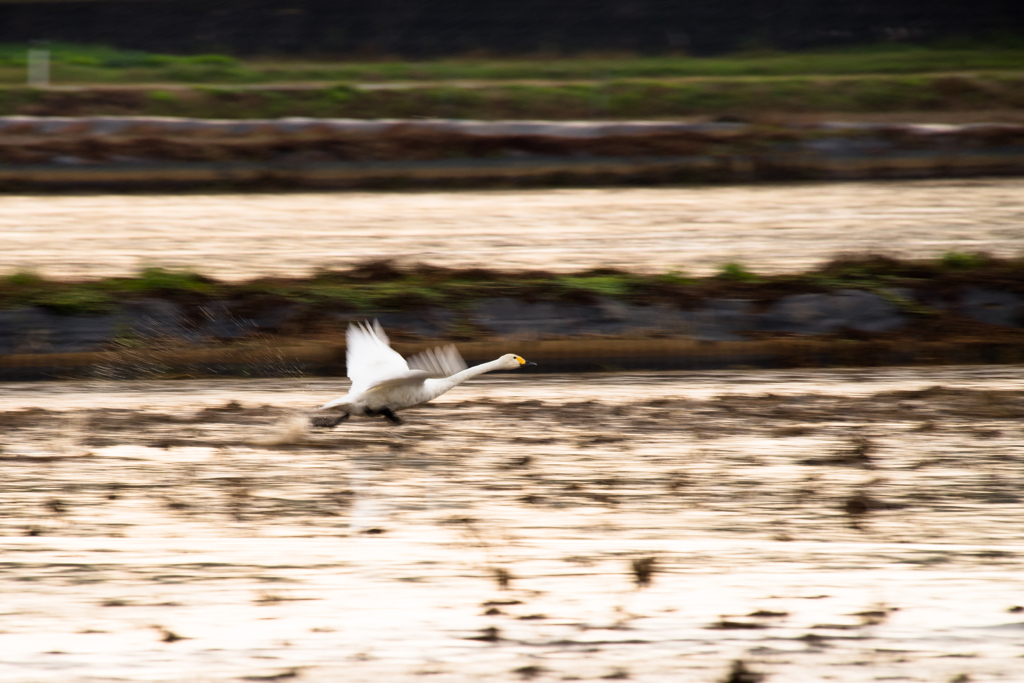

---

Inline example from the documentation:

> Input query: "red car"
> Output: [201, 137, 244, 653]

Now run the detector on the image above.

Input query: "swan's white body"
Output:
[316, 320, 532, 423]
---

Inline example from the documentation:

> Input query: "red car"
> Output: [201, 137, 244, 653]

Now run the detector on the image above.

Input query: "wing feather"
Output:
[346, 320, 411, 395]
[407, 344, 468, 378]
[363, 369, 432, 391]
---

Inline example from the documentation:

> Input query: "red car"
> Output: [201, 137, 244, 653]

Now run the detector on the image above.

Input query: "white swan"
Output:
[312, 320, 535, 426]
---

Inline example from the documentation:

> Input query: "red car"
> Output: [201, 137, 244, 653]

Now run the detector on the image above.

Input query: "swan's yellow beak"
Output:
[514, 356, 537, 367]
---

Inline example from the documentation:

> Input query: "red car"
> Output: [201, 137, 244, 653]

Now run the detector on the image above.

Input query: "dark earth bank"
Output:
[1, 256, 1022, 357]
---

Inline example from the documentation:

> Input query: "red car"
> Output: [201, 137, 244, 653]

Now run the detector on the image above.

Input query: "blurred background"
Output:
[2, 3, 1024, 683]
[1, 0, 1023, 58]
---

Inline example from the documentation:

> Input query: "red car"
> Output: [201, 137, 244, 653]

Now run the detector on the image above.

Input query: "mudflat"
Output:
[1, 367, 1022, 681]
[2, 179, 1023, 281]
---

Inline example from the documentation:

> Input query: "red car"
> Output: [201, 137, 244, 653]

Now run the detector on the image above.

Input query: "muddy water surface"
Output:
[1, 366, 1023, 682]
[2, 179, 1023, 280]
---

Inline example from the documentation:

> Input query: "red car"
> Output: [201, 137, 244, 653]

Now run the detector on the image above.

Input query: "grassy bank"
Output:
[3, 73, 1023, 119]
[1, 252, 1020, 321]
[2, 42, 1022, 119]
[2, 42, 1024, 85]
[3, 255, 1022, 377]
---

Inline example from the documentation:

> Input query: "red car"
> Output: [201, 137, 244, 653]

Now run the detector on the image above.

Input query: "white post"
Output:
[28, 48, 50, 87]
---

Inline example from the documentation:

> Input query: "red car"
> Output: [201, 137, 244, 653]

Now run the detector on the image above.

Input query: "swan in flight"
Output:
[311, 320, 535, 427]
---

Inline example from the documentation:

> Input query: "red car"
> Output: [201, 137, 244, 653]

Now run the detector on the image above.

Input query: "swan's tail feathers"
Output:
[408, 344, 468, 378]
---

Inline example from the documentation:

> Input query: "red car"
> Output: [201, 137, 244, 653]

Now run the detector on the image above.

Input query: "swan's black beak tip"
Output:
[523, 361, 537, 367]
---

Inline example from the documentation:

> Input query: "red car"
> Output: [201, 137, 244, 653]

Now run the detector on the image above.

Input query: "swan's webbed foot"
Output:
[364, 407, 404, 425]
[310, 412, 349, 429]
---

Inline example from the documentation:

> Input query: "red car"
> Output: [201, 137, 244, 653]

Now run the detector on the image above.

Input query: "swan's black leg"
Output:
[379, 407, 404, 425]
[310, 412, 349, 429]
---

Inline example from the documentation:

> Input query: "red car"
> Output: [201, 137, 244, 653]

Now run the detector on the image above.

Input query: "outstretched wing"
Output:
[346, 320, 412, 395]
[407, 344, 468, 378]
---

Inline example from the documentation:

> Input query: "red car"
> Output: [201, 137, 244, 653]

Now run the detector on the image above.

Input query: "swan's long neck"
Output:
[425, 358, 507, 399]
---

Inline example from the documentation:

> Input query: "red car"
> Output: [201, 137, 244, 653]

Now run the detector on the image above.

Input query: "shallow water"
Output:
[1, 366, 1023, 682]
[2, 179, 1023, 280]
